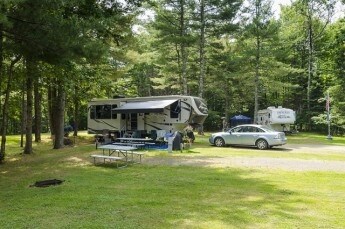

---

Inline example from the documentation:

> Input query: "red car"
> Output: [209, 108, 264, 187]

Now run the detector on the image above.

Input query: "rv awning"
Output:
[112, 99, 178, 114]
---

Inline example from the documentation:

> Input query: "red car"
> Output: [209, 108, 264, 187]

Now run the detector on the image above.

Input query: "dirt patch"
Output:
[144, 144, 345, 172]
[285, 143, 345, 154]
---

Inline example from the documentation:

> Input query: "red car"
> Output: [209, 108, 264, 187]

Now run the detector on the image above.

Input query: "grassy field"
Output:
[1, 132, 345, 228]
[286, 132, 345, 145]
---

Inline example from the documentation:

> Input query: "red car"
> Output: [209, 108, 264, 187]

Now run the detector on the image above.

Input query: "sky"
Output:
[272, 0, 292, 17]
[134, 0, 344, 33]
[272, 0, 345, 20]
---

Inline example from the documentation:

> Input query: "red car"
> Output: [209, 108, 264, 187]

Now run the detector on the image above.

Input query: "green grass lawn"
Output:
[1, 132, 345, 228]
[286, 132, 345, 145]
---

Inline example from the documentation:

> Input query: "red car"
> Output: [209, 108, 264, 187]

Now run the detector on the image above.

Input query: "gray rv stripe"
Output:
[146, 123, 162, 130]
[146, 122, 174, 130]
[181, 101, 191, 111]
[93, 119, 118, 129]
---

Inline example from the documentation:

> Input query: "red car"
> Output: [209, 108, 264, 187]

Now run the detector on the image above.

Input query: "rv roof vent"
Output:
[278, 106, 282, 108]
[268, 106, 275, 109]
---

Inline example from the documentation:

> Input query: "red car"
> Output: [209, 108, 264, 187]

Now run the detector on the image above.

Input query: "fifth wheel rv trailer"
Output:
[87, 95, 208, 138]
[257, 106, 296, 132]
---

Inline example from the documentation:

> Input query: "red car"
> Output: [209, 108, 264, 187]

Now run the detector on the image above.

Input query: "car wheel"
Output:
[214, 137, 225, 147]
[256, 139, 268, 150]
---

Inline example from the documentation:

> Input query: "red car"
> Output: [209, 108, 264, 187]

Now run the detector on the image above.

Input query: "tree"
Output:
[5, 0, 141, 152]
[275, 1, 337, 130]
[241, 0, 275, 123]
[325, 19, 345, 134]
[151, 0, 195, 95]
[293, 0, 335, 129]
[193, 0, 242, 98]
[0, 55, 21, 162]
[206, 37, 253, 120]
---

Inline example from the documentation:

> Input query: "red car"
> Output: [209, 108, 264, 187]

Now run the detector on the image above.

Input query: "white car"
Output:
[209, 124, 287, 150]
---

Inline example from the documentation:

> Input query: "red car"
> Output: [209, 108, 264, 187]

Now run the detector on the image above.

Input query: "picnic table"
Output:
[90, 144, 144, 167]
[116, 137, 156, 148]
[112, 142, 145, 149]
[117, 137, 154, 143]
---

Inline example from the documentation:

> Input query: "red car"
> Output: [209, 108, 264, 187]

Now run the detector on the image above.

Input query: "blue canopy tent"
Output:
[230, 115, 252, 127]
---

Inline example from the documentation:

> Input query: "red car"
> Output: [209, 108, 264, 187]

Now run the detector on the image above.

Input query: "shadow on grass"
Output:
[131, 166, 301, 228]
[229, 145, 293, 152]
[0, 158, 305, 228]
[2, 132, 344, 227]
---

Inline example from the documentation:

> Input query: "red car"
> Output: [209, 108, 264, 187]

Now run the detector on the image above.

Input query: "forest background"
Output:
[0, 0, 345, 161]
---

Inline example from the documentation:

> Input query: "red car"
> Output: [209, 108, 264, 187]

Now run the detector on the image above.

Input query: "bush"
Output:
[203, 111, 222, 131]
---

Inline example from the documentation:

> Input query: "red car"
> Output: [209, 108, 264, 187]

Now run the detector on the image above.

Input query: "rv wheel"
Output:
[256, 139, 268, 150]
[214, 137, 225, 147]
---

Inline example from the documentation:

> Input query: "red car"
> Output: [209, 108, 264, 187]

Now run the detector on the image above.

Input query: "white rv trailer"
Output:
[87, 95, 208, 137]
[257, 106, 296, 132]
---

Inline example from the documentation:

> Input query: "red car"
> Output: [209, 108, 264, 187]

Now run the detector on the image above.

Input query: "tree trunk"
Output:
[0, 55, 21, 162]
[253, 0, 262, 123]
[198, 0, 206, 98]
[253, 0, 261, 124]
[34, 72, 42, 142]
[24, 57, 34, 154]
[180, 0, 188, 95]
[175, 43, 182, 94]
[73, 85, 79, 137]
[52, 79, 65, 149]
[20, 83, 27, 148]
[47, 85, 54, 136]
[0, 24, 3, 116]
[254, 37, 260, 124]
[224, 79, 230, 125]
[306, 9, 313, 131]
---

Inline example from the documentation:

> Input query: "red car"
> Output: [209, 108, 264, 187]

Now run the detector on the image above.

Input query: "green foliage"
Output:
[203, 110, 222, 131]
[1, 0, 345, 151]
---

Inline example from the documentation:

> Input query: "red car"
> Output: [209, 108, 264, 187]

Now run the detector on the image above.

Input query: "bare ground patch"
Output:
[143, 144, 345, 172]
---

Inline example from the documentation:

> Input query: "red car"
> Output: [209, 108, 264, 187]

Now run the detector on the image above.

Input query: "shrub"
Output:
[203, 111, 222, 131]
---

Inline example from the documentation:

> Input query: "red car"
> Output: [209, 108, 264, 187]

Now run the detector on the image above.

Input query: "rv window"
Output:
[90, 106, 96, 119]
[121, 113, 126, 119]
[194, 98, 208, 114]
[96, 105, 111, 119]
[111, 105, 118, 119]
[170, 101, 181, 118]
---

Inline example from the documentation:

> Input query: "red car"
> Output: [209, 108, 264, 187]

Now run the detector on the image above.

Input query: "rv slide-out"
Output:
[87, 95, 208, 138]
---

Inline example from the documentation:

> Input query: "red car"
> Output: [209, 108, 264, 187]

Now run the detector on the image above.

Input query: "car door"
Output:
[227, 126, 245, 145]
[240, 126, 259, 145]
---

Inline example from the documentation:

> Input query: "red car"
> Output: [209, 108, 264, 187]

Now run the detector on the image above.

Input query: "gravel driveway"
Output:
[285, 143, 345, 154]
[144, 144, 345, 172]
